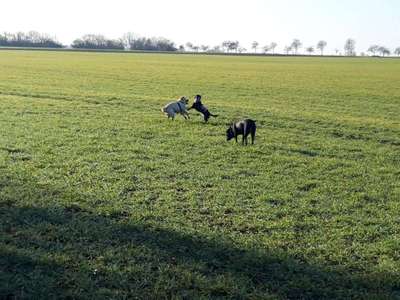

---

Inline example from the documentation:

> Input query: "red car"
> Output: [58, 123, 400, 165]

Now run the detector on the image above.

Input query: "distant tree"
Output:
[291, 39, 302, 54]
[334, 49, 340, 55]
[284, 46, 292, 55]
[72, 34, 124, 49]
[122, 35, 176, 51]
[306, 46, 314, 55]
[192, 45, 200, 52]
[178, 45, 185, 51]
[344, 38, 356, 56]
[229, 41, 240, 52]
[238, 47, 247, 53]
[251, 41, 259, 53]
[378, 46, 390, 56]
[269, 42, 277, 54]
[122, 32, 136, 49]
[262, 44, 270, 53]
[221, 41, 230, 52]
[317, 40, 327, 55]
[153, 37, 177, 51]
[395, 47, 400, 56]
[185, 42, 194, 51]
[367, 45, 379, 56]
[201, 45, 209, 52]
[222, 40, 239, 53]
[211, 45, 221, 52]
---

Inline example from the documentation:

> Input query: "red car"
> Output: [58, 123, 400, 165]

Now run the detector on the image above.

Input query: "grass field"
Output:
[1, 50, 400, 299]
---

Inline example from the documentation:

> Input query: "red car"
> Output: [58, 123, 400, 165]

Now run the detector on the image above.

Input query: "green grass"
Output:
[1, 50, 400, 299]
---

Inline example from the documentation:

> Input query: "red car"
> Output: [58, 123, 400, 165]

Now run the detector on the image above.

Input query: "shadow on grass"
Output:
[0, 171, 398, 299]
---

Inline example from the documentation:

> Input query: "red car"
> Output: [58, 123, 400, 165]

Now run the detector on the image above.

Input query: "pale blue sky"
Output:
[1, 0, 399, 54]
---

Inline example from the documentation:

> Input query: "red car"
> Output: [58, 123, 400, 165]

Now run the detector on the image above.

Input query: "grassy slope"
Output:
[0, 51, 399, 299]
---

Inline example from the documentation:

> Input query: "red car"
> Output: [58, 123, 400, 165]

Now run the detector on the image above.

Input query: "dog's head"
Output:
[179, 96, 189, 105]
[226, 126, 235, 141]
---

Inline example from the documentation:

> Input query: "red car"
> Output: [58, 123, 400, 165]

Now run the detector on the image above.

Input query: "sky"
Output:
[1, 0, 399, 54]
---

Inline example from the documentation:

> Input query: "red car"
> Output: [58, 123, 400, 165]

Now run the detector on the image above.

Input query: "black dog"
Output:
[188, 95, 218, 122]
[226, 119, 256, 145]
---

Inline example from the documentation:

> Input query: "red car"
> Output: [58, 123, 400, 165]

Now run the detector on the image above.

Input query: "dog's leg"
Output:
[251, 129, 256, 144]
[243, 124, 247, 145]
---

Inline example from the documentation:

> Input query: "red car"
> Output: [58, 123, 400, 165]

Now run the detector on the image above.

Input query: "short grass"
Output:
[1, 50, 400, 299]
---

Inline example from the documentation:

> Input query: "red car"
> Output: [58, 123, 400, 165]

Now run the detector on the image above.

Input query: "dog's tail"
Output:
[211, 113, 218, 117]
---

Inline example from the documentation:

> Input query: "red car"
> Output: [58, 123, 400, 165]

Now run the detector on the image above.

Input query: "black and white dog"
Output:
[188, 95, 218, 122]
[226, 119, 256, 145]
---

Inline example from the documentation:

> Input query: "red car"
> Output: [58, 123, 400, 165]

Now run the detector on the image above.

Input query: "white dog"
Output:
[161, 97, 190, 120]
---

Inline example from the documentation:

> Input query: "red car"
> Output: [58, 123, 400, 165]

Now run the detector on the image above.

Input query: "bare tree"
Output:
[262, 44, 270, 53]
[306, 46, 314, 55]
[72, 34, 124, 50]
[334, 49, 340, 55]
[291, 39, 302, 54]
[122, 32, 136, 49]
[0, 31, 63, 48]
[269, 42, 277, 54]
[122, 36, 176, 51]
[367, 45, 379, 56]
[238, 47, 247, 53]
[222, 41, 239, 53]
[222, 41, 230, 52]
[185, 42, 194, 51]
[251, 41, 259, 53]
[229, 41, 240, 52]
[317, 40, 327, 55]
[378, 46, 390, 56]
[395, 47, 400, 56]
[284, 46, 292, 55]
[201, 45, 209, 52]
[211, 45, 221, 53]
[344, 38, 356, 56]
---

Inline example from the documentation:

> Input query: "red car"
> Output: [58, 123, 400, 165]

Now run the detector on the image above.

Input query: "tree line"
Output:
[0, 31, 63, 48]
[0, 31, 176, 51]
[71, 33, 176, 51]
[1, 31, 400, 56]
